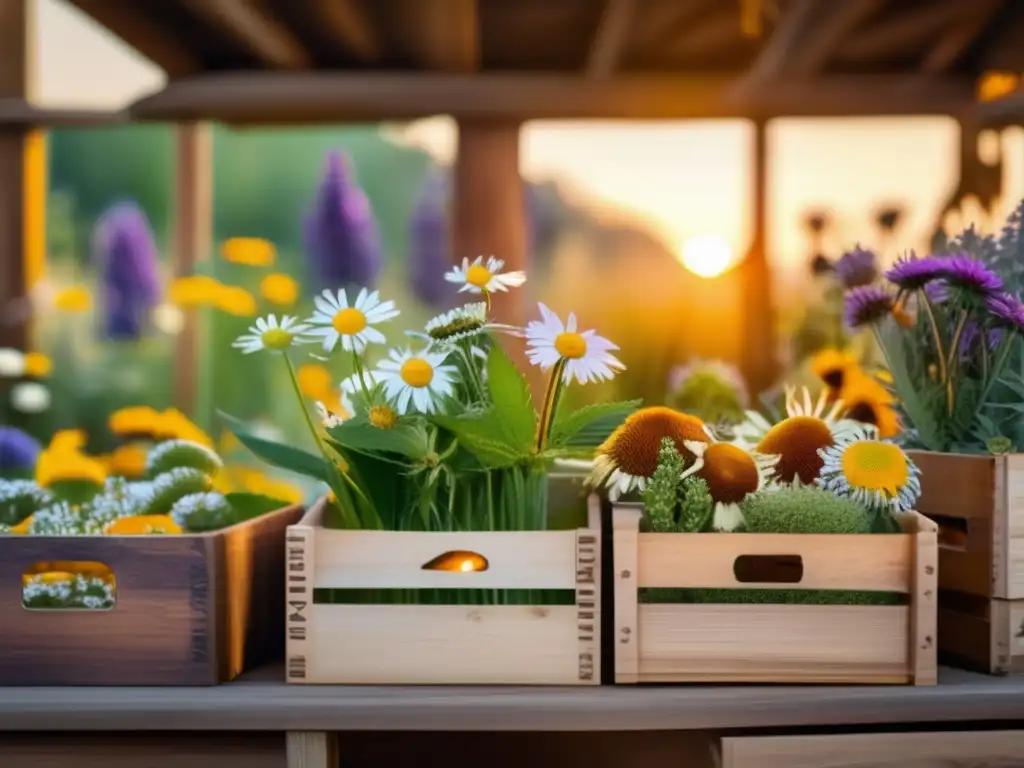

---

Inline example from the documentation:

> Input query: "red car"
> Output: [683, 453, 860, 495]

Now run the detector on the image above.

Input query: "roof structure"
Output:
[59, 0, 1024, 124]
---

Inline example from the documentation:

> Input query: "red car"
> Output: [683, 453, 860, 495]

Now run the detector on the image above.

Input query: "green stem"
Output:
[535, 359, 567, 454]
[944, 310, 969, 417]
[351, 350, 372, 404]
[918, 290, 948, 385]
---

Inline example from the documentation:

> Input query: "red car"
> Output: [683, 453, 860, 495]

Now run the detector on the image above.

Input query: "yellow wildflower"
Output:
[260, 273, 299, 306]
[106, 444, 149, 478]
[48, 429, 88, 454]
[169, 275, 222, 308]
[23, 352, 52, 378]
[53, 286, 92, 313]
[155, 408, 214, 448]
[105, 514, 182, 535]
[296, 363, 333, 399]
[219, 429, 241, 455]
[10, 515, 32, 534]
[215, 285, 258, 317]
[222, 238, 276, 267]
[109, 405, 162, 437]
[22, 571, 76, 586]
[36, 449, 107, 488]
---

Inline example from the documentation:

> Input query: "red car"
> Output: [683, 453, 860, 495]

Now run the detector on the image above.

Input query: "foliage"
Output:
[665, 359, 748, 426]
[640, 437, 713, 533]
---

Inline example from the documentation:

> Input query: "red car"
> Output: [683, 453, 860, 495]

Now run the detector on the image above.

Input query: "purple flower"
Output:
[0, 426, 40, 472]
[985, 292, 1024, 332]
[302, 152, 382, 292]
[92, 201, 162, 340]
[924, 280, 949, 304]
[833, 246, 877, 289]
[958, 320, 1003, 360]
[845, 285, 895, 329]
[942, 254, 1003, 294]
[884, 254, 948, 291]
[408, 172, 451, 308]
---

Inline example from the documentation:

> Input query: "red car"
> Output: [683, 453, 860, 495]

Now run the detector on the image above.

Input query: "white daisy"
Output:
[10, 382, 50, 413]
[525, 302, 624, 385]
[315, 389, 355, 429]
[340, 369, 383, 396]
[445, 255, 526, 295]
[0, 347, 26, 377]
[373, 348, 458, 415]
[232, 314, 313, 355]
[680, 439, 780, 531]
[818, 425, 921, 515]
[305, 287, 399, 354]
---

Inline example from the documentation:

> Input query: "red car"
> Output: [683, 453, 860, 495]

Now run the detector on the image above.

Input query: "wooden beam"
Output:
[392, 0, 479, 72]
[922, 0, 1001, 74]
[784, 0, 886, 75]
[977, 92, 1024, 127]
[306, 0, 381, 63]
[738, 0, 820, 84]
[129, 72, 977, 124]
[838, 2, 970, 63]
[586, 0, 636, 78]
[66, 0, 203, 77]
[0, 99, 126, 128]
[181, 0, 311, 70]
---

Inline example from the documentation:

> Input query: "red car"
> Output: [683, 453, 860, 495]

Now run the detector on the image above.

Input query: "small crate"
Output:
[285, 494, 601, 685]
[937, 590, 1024, 675]
[612, 505, 938, 685]
[0, 504, 303, 686]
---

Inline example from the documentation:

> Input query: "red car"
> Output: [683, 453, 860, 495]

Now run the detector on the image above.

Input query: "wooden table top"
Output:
[2, 664, 1022, 732]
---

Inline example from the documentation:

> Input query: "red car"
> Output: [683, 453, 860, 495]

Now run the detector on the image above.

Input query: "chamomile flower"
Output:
[680, 440, 780, 531]
[373, 348, 457, 415]
[525, 303, 624, 385]
[445, 255, 526, 295]
[421, 302, 522, 347]
[315, 389, 355, 429]
[818, 426, 921, 515]
[305, 287, 399, 354]
[232, 314, 312, 355]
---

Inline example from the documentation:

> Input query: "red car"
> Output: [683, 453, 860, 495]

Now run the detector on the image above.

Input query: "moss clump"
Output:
[170, 491, 235, 532]
[0, 479, 52, 526]
[144, 467, 213, 515]
[145, 439, 223, 479]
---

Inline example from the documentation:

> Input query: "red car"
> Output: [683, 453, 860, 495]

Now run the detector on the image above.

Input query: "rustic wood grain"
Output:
[0, 504, 302, 686]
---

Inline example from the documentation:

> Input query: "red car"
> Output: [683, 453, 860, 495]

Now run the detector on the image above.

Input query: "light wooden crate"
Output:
[285, 495, 601, 685]
[612, 505, 938, 685]
[0, 504, 303, 686]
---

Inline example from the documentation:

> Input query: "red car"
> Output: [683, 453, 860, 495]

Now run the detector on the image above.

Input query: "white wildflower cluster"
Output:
[170, 491, 234, 532]
[0, 479, 52, 526]
[23, 573, 115, 610]
[146, 467, 212, 515]
[89, 477, 150, 528]
[28, 501, 105, 535]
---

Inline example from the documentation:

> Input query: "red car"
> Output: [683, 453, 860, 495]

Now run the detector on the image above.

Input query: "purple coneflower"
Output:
[833, 246, 877, 289]
[985, 292, 1024, 332]
[408, 172, 451, 309]
[845, 285, 895, 329]
[884, 254, 948, 292]
[0, 426, 40, 474]
[942, 254, 1003, 294]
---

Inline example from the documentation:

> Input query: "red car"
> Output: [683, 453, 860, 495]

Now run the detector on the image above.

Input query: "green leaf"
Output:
[484, 345, 537, 452]
[327, 417, 431, 462]
[432, 413, 525, 469]
[226, 492, 293, 523]
[549, 399, 640, 448]
[218, 411, 333, 483]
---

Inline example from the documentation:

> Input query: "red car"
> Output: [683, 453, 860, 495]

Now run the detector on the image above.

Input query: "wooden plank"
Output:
[910, 510, 939, 684]
[286, 732, 335, 768]
[586, 0, 636, 78]
[181, 0, 311, 70]
[0, 99, 126, 127]
[575, 506, 601, 684]
[311, 529, 579, 590]
[284, 524, 313, 684]
[127, 72, 978, 123]
[636, 531, 913, 592]
[304, 604, 584, 685]
[392, 0, 479, 72]
[923, 0, 1001, 73]
[637, 604, 910, 684]
[303, 0, 381, 62]
[838, 1, 970, 62]
[720, 731, 1024, 768]
[613, 506, 641, 684]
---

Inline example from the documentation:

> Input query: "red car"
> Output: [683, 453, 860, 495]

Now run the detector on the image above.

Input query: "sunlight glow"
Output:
[680, 235, 735, 278]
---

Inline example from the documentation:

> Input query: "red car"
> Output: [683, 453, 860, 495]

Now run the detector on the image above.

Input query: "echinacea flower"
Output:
[445, 255, 526, 295]
[833, 246, 878, 289]
[985, 292, 1024, 332]
[818, 426, 921, 514]
[232, 314, 313, 355]
[942, 254, 1003, 294]
[305, 287, 399, 354]
[845, 285, 895, 329]
[680, 440, 780, 531]
[884, 254, 948, 292]
[525, 303, 624, 385]
[373, 348, 457, 415]
[735, 386, 862, 486]
[590, 406, 711, 500]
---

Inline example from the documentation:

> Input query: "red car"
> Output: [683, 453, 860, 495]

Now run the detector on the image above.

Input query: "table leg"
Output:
[286, 732, 337, 768]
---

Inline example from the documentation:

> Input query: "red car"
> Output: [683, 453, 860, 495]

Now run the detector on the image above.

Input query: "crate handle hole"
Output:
[421, 550, 489, 572]
[22, 560, 116, 611]
[930, 513, 969, 550]
[733, 554, 803, 584]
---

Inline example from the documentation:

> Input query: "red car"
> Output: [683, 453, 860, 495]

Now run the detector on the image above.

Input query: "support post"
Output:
[0, 0, 44, 350]
[173, 122, 214, 417]
[738, 118, 778, 396]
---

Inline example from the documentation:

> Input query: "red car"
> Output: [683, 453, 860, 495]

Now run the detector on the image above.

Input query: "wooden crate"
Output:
[285, 495, 601, 685]
[0, 504, 303, 686]
[612, 505, 938, 685]
[937, 590, 1024, 675]
[907, 451, 1024, 600]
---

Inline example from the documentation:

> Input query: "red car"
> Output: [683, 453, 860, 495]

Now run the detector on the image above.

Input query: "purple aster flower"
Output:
[833, 246, 877, 289]
[92, 201, 162, 340]
[302, 151, 382, 292]
[884, 254, 948, 291]
[845, 285, 895, 329]
[958, 320, 1003, 360]
[942, 254, 1003, 294]
[0, 426, 40, 473]
[985, 292, 1024, 332]
[408, 172, 451, 308]
[924, 280, 949, 304]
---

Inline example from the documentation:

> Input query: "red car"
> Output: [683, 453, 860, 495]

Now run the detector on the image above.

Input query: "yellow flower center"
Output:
[841, 441, 909, 497]
[555, 331, 587, 359]
[757, 416, 834, 485]
[369, 405, 398, 429]
[696, 443, 761, 504]
[333, 307, 367, 335]
[466, 264, 493, 288]
[600, 406, 708, 478]
[400, 357, 434, 388]
[261, 328, 294, 350]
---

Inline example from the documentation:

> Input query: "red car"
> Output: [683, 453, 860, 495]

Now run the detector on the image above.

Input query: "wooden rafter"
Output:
[0, 99, 125, 127]
[393, 0, 479, 72]
[736, 0, 820, 84]
[180, 0, 311, 70]
[839, 1, 971, 63]
[67, 0, 203, 76]
[586, 0, 636, 78]
[305, 0, 382, 63]
[922, 0, 1001, 74]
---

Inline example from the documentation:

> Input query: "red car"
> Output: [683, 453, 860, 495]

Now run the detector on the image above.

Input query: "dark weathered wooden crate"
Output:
[0, 504, 303, 686]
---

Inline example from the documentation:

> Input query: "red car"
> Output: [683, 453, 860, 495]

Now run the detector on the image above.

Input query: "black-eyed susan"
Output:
[818, 426, 921, 514]
[260, 273, 299, 306]
[105, 444, 149, 479]
[809, 348, 860, 395]
[48, 429, 87, 453]
[838, 371, 901, 439]
[110, 406, 162, 438]
[35, 448, 107, 489]
[591, 406, 711, 500]
[680, 440, 779, 531]
[305, 287, 400, 354]
[735, 386, 860, 486]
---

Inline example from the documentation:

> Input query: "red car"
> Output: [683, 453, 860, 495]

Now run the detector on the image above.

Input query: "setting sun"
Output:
[680, 235, 735, 278]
